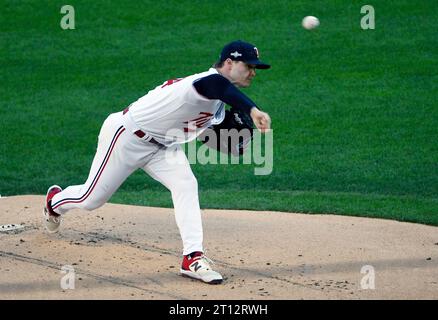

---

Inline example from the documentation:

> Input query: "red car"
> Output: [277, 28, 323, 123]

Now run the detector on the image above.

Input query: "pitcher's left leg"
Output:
[143, 145, 203, 256]
[143, 145, 223, 284]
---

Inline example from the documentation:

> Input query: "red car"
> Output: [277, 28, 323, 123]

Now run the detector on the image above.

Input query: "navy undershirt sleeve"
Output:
[193, 74, 257, 114]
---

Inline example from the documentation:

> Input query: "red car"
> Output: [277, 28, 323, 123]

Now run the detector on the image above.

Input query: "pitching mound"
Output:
[0, 195, 437, 299]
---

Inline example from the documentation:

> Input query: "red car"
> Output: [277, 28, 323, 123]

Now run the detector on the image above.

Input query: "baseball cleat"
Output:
[43, 185, 63, 233]
[180, 252, 223, 284]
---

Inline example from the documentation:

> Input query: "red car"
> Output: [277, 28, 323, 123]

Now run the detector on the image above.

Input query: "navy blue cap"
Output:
[220, 40, 271, 69]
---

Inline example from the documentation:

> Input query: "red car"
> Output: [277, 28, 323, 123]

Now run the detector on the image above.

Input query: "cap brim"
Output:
[246, 59, 271, 69]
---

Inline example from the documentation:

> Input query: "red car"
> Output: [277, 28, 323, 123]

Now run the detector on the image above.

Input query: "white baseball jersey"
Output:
[129, 68, 225, 146]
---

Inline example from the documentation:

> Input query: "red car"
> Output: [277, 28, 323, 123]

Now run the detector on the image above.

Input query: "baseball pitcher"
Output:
[43, 40, 271, 284]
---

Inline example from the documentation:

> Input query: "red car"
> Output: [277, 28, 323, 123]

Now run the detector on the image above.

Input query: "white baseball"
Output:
[302, 16, 320, 30]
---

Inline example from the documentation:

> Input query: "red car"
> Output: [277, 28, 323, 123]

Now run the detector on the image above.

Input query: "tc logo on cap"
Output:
[254, 47, 259, 58]
[220, 40, 271, 69]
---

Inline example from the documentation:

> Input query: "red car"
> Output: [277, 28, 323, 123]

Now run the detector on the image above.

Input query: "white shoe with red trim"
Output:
[180, 251, 223, 284]
[43, 185, 63, 233]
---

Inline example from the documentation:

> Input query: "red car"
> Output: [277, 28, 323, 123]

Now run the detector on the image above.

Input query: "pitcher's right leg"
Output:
[44, 113, 138, 234]
[51, 124, 129, 214]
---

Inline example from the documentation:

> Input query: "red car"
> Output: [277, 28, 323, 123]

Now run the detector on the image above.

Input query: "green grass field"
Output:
[1, 1, 437, 225]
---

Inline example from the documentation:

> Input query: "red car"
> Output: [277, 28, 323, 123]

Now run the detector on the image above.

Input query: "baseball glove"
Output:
[198, 108, 254, 156]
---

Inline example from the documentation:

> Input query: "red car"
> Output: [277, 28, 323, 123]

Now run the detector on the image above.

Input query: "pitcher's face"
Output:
[229, 61, 257, 88]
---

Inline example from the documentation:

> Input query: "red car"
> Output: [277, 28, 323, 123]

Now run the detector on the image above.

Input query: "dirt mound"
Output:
[1, 195, 437, 299]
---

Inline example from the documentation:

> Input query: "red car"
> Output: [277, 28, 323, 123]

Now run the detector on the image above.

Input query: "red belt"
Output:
[123, 107, 164, 147]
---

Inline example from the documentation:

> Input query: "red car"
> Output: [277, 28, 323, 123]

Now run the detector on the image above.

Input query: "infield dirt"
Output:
[1, 195, 437, 299]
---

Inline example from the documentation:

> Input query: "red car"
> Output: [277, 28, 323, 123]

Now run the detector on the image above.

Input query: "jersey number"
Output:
[161, 78, 184, 88]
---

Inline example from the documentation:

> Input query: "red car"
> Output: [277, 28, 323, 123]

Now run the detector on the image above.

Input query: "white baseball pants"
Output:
[50, 111, 203, 255]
